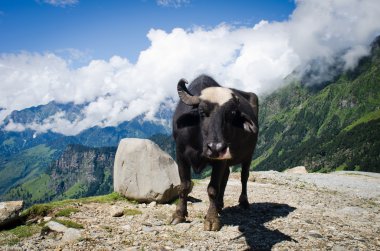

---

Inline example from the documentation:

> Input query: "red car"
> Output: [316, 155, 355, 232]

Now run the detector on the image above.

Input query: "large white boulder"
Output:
[0, 201, 24, 229]
[113, 138, 181, 203]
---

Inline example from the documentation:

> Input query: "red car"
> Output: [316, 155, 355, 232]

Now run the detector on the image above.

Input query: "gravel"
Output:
[2, 171, 379, 250]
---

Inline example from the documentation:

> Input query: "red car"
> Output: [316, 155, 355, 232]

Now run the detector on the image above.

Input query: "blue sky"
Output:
[0, 0, 295, 63]
[1, 0, 380, 135]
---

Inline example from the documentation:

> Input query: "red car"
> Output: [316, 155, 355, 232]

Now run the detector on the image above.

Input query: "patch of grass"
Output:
[0, 225, 41, 246]
[335, 164, 348, 171]
[101, 225, 113, 233]
[4, 238, 20, 246]
[53, 219, 83, 229]
[123, 208, 142, 216]
[21, 204, 54, 219]
[76, 192, 133, 204]
[8, 225, 41, 238]
[55, 207, 80, 217]
[20, 192, 133, 221]
[343, 109, 380, 132]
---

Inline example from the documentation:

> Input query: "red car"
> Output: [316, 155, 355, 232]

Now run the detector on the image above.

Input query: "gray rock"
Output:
[114, 138, 181, 203]
[110, 206, 124, 217]
[61, 228, 82, 243]
[148, 201, 157, 208]
[45, 221, 68, 232]
[308, 230, 323, 238]
[0, 201, 24, 229]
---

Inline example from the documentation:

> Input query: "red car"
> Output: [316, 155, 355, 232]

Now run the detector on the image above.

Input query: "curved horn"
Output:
[177, 78, 200, 106]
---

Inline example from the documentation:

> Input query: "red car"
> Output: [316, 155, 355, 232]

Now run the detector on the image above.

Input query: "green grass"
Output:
[21, 204, 54, 219]
[55, 207, 80, 217]
[8, 225, 41, 238]
[123, 208, 142, 216]
[335, 164, 348, 171]
[0, 225, 41, 246]
[343, 109, 380, 132]
[0, 144, 56, 196]
[20, 192, 129, 220]
[53, 219, 83, 229]
[62, 181, 88, 198]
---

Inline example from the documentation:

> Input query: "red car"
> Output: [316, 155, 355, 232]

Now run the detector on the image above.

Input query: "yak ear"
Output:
[240, 112, 258, 134]
[176, 111, 200, 129]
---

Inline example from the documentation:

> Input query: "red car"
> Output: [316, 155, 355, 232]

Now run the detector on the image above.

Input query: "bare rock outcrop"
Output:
[113, 138, 181, 203]
[0, 200, 24, 229]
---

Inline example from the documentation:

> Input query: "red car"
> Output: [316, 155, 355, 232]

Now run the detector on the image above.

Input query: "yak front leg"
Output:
[204, 162, 227, 231]
[171, 155, 192, 225]
[216, 166, 230, 213]
[239, 161, 250, 209]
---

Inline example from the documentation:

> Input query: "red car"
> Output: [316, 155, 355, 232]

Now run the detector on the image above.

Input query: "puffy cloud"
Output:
[1, 0, 380, 135]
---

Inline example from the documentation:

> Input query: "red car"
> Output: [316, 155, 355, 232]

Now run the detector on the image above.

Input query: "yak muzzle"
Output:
[205, 142, 232, 160]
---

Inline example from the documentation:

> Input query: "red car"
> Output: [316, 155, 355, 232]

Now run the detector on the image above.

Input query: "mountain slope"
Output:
[1, 144, 116, 207]
[253, 38, 380, 172]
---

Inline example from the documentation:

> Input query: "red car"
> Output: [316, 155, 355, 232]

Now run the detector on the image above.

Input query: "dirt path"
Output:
[3, 171, 380, 250]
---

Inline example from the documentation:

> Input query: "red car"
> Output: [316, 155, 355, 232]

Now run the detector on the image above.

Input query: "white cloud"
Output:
[156, 0, 189, 8]
[39, 0, 78, 7]
[1, 0, 380, 135]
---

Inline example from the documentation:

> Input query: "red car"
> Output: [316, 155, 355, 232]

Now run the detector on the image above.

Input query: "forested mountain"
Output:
[253, 38, 380, 172]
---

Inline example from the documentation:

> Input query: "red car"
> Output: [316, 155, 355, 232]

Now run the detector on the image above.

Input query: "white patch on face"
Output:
[200, 87, 233, 106]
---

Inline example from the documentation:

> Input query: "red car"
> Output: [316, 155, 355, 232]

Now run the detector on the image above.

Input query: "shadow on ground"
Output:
[221, 202, 297, 250]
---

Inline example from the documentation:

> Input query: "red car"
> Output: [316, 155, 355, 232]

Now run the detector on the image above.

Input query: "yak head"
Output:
[177, 78, 257, 160]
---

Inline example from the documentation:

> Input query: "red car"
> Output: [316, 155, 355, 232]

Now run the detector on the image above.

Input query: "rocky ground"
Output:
[1, 171, 380, 250]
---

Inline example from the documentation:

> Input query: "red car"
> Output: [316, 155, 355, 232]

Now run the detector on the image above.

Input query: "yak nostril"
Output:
[207, 143, 214, 150]
[215, 142, 227, 152]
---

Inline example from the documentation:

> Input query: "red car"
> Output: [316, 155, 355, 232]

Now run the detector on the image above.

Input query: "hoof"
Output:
[171, 216, 186, 225]
[204, 216, 221, 231]
[239, 195, 249, 209]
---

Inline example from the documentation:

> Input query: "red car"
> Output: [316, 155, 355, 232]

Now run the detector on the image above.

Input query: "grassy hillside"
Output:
[1, 144, 116, 207]
[0, 144, 56, 195]
[253, 40, 380, 172]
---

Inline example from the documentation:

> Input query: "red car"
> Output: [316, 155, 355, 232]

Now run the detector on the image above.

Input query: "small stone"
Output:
[45, 221, 68, 233]
[44, 216, 52, 222]
[148, 201, 157, 208]
[110, 206, 124, 217]
[143, 226, 154, 232]
[125, 247, 139, 251]
[308, 230, 323, 238]
[26, 218, 38, 225]
[61, 228, 82, 243]
[121, 225, 131, 231]
[332, 245, 347, 251]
